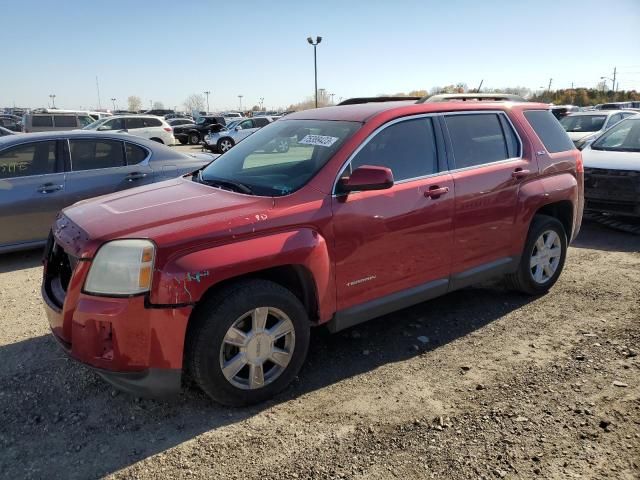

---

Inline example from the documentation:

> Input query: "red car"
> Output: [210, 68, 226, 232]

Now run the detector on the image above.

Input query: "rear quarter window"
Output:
[31, 115, 53, 127]
[143, 117, 162, 127]
[53, 115, 77, 127]
[523, 110, 575, 153]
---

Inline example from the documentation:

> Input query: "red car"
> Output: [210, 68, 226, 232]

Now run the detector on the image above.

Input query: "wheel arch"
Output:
[534, 200, 573, 239]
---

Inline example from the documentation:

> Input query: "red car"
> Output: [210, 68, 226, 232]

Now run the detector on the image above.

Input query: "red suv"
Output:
[42, 94, 583, 406]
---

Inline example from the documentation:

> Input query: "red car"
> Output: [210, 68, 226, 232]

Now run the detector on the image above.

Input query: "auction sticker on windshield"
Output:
[298, 134, 339, 147]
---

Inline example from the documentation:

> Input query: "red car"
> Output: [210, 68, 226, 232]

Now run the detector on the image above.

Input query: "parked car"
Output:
[88, 111, 113, 121]
[0, 131, 215, 253]
[559, 110, 637, 149]
[82, 115, 176, 145]
[597, 102, 634, 110]
[143, 109, 175, 117]
[550, 105, 580, 119]
[0, 126, 16, 136]
[167, 118, 195, 127]
[581, 116, 640, 217]
[22, 110, 94, 133]
[0, 115, 22, 132]
[40, 94, 584, 405]
[203, 116, 276, 152]
[173, 116, 226, 145]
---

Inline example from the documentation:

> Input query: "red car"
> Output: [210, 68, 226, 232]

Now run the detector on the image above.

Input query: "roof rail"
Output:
[337, 96, 422, 106]
[417, 93, 527, 104]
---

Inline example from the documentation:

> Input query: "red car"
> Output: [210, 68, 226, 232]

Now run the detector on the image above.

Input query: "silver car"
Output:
[559, 110, 637, 149]
[0, 131, 216, 253]
[203, 116, 277, 152]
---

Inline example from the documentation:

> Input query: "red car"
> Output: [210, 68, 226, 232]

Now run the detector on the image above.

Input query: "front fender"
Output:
[150, 229, 334, 321]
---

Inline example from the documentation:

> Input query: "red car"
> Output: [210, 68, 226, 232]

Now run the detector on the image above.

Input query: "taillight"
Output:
[575, 151, 584, 173]
[163, 127, 172, 132]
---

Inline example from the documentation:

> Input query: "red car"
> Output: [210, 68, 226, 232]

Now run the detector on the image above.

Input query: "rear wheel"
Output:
[189, 133, 200, 145]
[505, 215, 567, 295]
[217, 137, 235, 153]
[187, 280, 310, 406]
[178, 138, 188, 145]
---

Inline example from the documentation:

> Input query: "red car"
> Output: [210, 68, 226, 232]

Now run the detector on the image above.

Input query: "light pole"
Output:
[259, 97, 264, 110]
[204, 91, 211, 113]
[238, 95, 243, 111]
[307, 36, 322, 108]
[329, 92, 335, 104]
[49, 94, 56, 108]
[110, 98, 116, 110]
[600, 76, 615, 92]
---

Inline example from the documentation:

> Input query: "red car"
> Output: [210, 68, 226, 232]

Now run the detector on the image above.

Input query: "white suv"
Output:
[82, 115, 176, 145]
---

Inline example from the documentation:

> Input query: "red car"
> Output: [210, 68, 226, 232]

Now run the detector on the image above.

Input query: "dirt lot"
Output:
[0, 221, 638, 479]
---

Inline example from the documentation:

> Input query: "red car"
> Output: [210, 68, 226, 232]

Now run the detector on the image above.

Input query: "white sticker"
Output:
[298, 134, 339, 147]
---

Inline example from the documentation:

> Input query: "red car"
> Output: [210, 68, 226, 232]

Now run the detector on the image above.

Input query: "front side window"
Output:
[70, 139, 125, 171]
[200, 119, 359, 196]
[53, 115, 77, 128]
[0, 141, 57, 179]
[606, 113, 622, 127]
[238, 120, 253, 130]
[591, 119, 640, 152]
[254, 118, 270, 127]
[560, 115, 606, 132]
[444, 113, 509, 168]
[349, 117, 438, 181]
[31, 115, 53, 127]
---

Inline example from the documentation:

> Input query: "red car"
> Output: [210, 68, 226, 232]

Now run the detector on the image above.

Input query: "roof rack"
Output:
[337, 96, 422, 106]
[417, 93, 527, 104]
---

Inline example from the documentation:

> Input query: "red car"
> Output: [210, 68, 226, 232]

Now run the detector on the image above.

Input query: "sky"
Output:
[1, 0, 639, 111]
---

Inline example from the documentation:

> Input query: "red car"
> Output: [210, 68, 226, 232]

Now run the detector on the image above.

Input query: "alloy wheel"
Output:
[529, 230, 562, 284]
[219, 307, 295, 390]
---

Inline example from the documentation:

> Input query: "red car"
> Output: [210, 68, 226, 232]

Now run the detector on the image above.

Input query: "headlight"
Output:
[85, 239, 155, 295]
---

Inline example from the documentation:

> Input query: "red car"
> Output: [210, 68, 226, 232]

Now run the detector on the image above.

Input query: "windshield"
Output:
[199, 119, 360, 196]
[591, 119, 640, 152]
[83, 118, 108, 130]
[560, 115, 606, 132]
[196, 117, 209, 125]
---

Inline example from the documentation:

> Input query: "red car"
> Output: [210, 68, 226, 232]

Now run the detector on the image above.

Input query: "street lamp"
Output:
[259, 97, 264, 110]
[307, 36, 322, 108]
[600, 76, 615, 92]
[204, 91, 211, 113]
[49, 94, 56, 109]
[110, 98, 116, 110]
[238, 95, 243, 111]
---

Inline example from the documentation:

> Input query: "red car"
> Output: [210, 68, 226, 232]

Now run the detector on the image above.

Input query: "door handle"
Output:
[512, 168, 530, 179]
[127, 172, 148, 181]
[424, 186, 450, 199]
[37, 183, 63, 194]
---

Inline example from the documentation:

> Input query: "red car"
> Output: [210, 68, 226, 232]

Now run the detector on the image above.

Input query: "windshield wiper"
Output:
[200, 176, 254, 194]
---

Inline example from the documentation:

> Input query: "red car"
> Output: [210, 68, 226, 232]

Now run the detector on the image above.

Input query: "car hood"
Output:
[582, 147, 640, 171]
[567, 131, 600, 141]
[61, 176, 274, 257]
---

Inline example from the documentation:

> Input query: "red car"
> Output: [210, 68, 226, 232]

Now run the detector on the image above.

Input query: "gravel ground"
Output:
[0, 221, 638, 479]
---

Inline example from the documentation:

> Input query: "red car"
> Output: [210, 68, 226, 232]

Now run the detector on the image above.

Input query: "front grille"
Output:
[584, 167, 640, 203]
[586, 199, 637, 215]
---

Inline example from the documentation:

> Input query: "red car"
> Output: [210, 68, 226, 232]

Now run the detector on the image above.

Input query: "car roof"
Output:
[283, 100, 549, 123]
[567, 110, 637, 117]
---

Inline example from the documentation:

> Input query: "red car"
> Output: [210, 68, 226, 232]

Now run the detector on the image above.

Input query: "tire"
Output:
[187, 280, 310, 406]
[150, 137, 163, 144]
[505, 215, 567, 295]
[178, 138, 188, 145]
[274, 138, 289, 153]
[217, 137, 235, 153]
[188, 133, 200, 145]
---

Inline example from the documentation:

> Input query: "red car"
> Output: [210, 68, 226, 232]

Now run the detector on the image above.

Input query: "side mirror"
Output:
[97, 125, 109, 131]
[235, 126, 241, 131]
[339, 165, 394, 193]
[117, 128, 128, 133]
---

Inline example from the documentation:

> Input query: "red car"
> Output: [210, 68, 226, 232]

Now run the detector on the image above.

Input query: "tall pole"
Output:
[612, 67, 617, 92]
[307, 36, 322, 108]
[95, 76, 102, 110]
[204, 91, 210, 112]
[547, 78, 553, 92]
[49, 94, 56, 108]
[110, 98, 116, 110]
[259, 97, 264, 110]
[238, 95, 243, 111]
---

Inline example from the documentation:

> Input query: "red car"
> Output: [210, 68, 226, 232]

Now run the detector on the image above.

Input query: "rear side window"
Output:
[125, 143, 149, 165]
[32, 115, 53, 127]
[143, 117, 162, 127]
[126, 118, 145, 129]
[70, 139, 125, 171]
[523, 110, 574, 153]
[0, 141, 57, 178]
[53, 115, 77, 127]
[254, 118, 270, 127]
[444, 113, 510, 168]
[349, 117, 438, 181]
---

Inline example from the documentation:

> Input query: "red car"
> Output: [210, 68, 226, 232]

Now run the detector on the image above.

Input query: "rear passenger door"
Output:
[64, 138, 153, 204]
[0, 140, 66, 247]
[442, 112, 530, 286]
[125, 117, 147, 139]
[235, 119, 258, 141]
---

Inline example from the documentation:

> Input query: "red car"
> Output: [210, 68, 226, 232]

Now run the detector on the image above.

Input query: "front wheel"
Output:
[217, 137, 235, 153]
[505, 215, 567, 295]
[188, 133, 200, 145]
[187, 280, 310, 406]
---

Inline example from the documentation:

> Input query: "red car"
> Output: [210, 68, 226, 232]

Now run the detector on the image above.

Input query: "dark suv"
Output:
[42, 94, 583, 406]
[173, 116, 226, 145]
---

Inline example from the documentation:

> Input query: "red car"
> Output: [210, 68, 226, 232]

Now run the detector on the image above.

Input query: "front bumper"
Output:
[584, 167, 640, 217]
[42, 241, 193, 397]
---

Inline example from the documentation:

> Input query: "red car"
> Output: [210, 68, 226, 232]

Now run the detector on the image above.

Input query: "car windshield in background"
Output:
[78, 115, 94, 127]
[199, 119, 360, 196]
[560, 115, 606, 132]
[591, 118, 640, 152]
